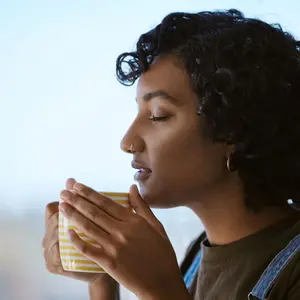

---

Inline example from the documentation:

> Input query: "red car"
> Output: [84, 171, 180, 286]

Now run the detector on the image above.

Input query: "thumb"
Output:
[129, 185, 166, 236]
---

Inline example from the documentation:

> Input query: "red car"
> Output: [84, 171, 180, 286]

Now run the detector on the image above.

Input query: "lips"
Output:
[131, 160, 151, 171]
[131, 160, 152, 181]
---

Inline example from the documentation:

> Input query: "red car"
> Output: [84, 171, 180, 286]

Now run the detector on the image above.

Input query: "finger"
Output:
[129, 185, 167, 236]
[71, 183, 130, 220]
[66, 178, 76, 190]
[45, 202, 59, 227]
[60, 191, 119, 234]
[129, 185, 158, 222]
[59, 202, 111, 247]
[42, 212, 59, 248]
[67, 229, 110, 270]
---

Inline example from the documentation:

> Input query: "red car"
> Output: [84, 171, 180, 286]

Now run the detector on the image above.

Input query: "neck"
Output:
[188, 177, 297, 246]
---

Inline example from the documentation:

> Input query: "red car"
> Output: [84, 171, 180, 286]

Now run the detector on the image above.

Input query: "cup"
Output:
[59, 191, 130, 273]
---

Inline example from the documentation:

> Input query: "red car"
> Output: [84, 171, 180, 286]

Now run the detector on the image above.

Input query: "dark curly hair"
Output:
[116, 9, 300, 211]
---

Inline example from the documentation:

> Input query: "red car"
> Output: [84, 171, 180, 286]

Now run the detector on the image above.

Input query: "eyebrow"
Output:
[136, 90, 179, 105]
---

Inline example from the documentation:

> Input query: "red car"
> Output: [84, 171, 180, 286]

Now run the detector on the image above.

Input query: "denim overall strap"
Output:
[184, 248, 202, 290]
[248, 233, 300, 300]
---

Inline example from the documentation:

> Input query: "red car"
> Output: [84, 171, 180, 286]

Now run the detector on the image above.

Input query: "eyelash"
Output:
[149, 116, 169, 122]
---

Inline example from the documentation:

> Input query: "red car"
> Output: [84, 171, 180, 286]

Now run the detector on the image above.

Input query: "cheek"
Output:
[151, 126, 202, 166]
[150, 126, 225, 185]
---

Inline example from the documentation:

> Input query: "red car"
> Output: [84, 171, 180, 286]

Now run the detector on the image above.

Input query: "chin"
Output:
[137, 182, 179, 209]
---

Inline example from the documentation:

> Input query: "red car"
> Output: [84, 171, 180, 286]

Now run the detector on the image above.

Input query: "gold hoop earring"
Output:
[227, 155, 236, 172]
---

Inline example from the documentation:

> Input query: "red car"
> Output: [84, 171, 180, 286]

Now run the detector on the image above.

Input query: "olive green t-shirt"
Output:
[180, 211, 300, 300]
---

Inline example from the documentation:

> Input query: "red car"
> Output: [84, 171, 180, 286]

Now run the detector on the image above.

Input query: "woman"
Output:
[43, 9, 300, 300]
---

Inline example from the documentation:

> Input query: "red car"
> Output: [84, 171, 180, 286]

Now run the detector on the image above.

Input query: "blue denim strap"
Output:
[248, 233, 300, 300]
[184, 248, 202, 290]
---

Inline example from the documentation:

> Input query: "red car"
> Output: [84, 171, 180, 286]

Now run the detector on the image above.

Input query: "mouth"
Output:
[131, 160, 152, 182]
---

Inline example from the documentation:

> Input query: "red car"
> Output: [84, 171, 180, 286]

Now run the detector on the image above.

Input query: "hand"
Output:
[58, 181, 190, 299]
[42, 178, 117, 290]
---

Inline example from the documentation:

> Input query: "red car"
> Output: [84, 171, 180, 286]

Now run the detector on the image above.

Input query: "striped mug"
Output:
[59, 192, 130, 273]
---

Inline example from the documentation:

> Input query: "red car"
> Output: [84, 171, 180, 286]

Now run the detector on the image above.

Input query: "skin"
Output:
[120, 54, 297, 246]
[121, 55, 233, 208]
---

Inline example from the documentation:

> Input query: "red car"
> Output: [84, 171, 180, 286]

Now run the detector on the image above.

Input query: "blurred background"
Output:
[0, 0, 299, 299]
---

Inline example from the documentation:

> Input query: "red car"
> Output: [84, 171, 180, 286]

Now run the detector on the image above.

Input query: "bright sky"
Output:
[1, 0, 299, 212]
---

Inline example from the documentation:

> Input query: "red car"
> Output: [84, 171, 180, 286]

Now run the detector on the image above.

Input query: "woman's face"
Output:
[120, 55, 231, 208]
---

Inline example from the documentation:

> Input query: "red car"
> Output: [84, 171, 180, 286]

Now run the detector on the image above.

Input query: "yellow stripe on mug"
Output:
[59, 191, 129, 273]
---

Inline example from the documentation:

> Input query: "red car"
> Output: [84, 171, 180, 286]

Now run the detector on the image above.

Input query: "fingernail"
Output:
[74, 183, 83, 191]
[59, 202, 67, 212]
[60, 190, 70, 201]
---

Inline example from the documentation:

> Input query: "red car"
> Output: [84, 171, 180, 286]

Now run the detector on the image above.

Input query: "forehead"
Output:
[136, 55, 195, 103]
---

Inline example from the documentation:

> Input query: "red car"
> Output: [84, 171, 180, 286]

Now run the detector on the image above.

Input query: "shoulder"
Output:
[277, 252, 300, 299]
[288, 253, 300, 294]
[268, 230, 300, 299]
[285, 231, 300, 299]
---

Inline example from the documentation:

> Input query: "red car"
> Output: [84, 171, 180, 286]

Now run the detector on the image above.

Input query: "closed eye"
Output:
[149, 116, 169, 122]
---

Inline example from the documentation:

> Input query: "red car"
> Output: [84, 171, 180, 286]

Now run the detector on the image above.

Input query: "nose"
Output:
[120, 125, 145, 154]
